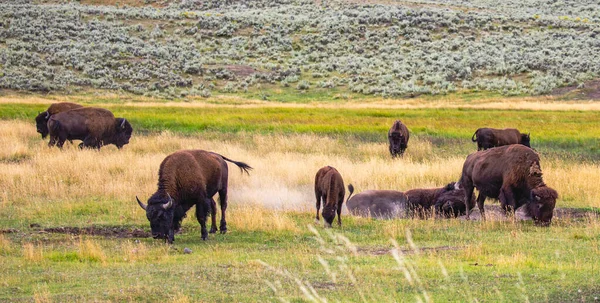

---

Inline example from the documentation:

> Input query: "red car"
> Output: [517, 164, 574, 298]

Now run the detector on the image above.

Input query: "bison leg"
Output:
[315, 190, 322, 222]
[336, 194, 344, 226]
[476, 193, 486, 221]
[195, 199, 209, 240]
[218, 189, 228, 234]
[464, 185, 475, 220]
[499, 186, 517, 216]
[48, 135, 58, 148]
[208, 198, 218, 234]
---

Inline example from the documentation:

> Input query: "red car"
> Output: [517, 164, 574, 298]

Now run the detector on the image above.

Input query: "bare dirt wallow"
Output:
[0, 225, 151, 238]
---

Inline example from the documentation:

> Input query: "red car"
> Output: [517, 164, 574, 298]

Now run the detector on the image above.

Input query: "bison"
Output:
[314, 166, 352, 227]
[433, 182, 476, 218]
[47, 107, 132, 149]
[346, 189, 407, 219]
[35, 102, 83, 139]
[388, 120, 410, 157]
[471, 127, 530, 150]
[456, 144, 558, 226]
[136, 150, 252, 243]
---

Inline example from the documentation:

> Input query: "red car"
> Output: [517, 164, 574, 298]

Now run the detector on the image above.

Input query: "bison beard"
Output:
[471, 127, 531, 150]
[136, 150, 252, 243]
[457, 144, 558, 226]
[35, 102, 83, 139]
[314, 166, 352, 227]
[388, 120, 409, 157]
[47, 107, 132, 149]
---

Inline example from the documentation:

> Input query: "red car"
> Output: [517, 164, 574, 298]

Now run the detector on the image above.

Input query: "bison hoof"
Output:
[209, 227, 217, 234]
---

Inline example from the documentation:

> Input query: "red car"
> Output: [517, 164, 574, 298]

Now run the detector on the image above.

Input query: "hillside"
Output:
[1, 0, 599, 99]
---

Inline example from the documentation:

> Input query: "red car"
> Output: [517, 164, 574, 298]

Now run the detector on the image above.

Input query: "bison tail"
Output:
[471, 130, 478, 142]
[346, 184, 355, 204]
[221, 155, 253, 175]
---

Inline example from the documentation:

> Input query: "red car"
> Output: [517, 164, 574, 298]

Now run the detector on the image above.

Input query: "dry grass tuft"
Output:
[120, 240, 149, 263]
[33, 284, 52, 303]
[23, 243, 44, 262]
[77, 238, 107, 264]
[0, 234, 12, 254]
[228, 205, 300, 233]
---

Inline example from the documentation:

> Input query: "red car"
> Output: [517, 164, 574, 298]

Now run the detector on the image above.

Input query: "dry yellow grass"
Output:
[0, 118, 597, 232]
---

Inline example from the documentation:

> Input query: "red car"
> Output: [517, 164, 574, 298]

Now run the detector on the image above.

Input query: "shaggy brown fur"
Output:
[47, 107, 132, 149]
[314, 166, 350, 227]
[404, 182, 472, 218]
[457, 145, 558, 226]
[346, 189, 407, 219]
[471, 127, 530, 150]
[388, 120, 410, 157]
[35, 102, 83, 139]
[137, 150, 252, 243]
[434, 183, 476, 218]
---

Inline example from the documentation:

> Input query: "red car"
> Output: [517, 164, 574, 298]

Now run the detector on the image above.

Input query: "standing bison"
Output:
[314, 166, 352, 227]
[136, 150, 252, 243]
[388, 120, 409, 157]
[457, 145, 558, 226]
[47, 107, 132, 149]
[471, 127, 530, 150]
[35, 102, 83, 139]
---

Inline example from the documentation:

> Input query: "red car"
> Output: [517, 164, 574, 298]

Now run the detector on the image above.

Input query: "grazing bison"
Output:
[456, 145, 558, 226]
[388, 120, 410, 157]
[471, 128, 530, 150]
[346, 189, 407, 219]
[434, 182, 476, 218]
[314, 166, 351, 227]
[47, 107, 132, 149]
[136, 150, 252, 243]
[35, 102, 83, 139]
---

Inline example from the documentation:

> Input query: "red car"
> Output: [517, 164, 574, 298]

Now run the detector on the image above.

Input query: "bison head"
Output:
[35, 111, 50, 138]
[137, 194, 175, 243]
[322, 206, 336, 227]
[525, 186, 558, 226]
[114, 118, 133, 149]
[520, 133, 531, 148]
[388, 132, 405, 154]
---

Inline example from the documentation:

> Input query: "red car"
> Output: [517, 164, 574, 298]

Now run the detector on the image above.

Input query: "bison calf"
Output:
[314, 166, 352, 227]
[137, 150, 252, 243]
[388, 120, 410, 157]
[457, 144, 558, 226]
[471, 127, 530, 150]
[35, 102, 83, 139]
[47, 107, 132, 149]
[346, 189, 407, 219]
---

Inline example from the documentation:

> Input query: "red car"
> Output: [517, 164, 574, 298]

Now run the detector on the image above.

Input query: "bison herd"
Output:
[34, 103, 559, 243]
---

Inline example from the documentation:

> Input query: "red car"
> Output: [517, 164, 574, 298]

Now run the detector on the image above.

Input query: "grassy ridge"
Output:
[3, 103, 599, 159]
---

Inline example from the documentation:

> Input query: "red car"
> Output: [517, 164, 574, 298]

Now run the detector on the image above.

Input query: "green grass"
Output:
[4, 103, 599, 160]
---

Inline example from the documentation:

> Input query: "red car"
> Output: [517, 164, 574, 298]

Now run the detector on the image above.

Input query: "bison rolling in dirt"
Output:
[35, 102, 83, 139]
[47, 107, 132, 149]
[457, 145, 558, 226]
[346, 189, 407, 219]
[471, 127, 530, 150]
[388, 120, 410, 157]
[433, 182, 476, 218]
[314, 166, 352, 227]
[137, 150, 252, 243]
[406, 182, 475, 218]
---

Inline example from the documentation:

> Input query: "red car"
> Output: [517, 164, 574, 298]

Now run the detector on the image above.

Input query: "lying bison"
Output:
[388, 120, 410, 157]
[346, 189, 407, 219]
[457, 144, 558, 226]
[47, 107, 132, 149]
[471, 127, 530, 150]
[434, 183, 476, 218]
[35, 102, 83, 139]
[137, 150, 252, 243]
[314, 166, 352, 227]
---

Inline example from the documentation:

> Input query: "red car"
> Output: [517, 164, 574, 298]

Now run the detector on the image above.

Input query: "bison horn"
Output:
[163, 194, 173, 210]
[120, 119, 127, 129]
[44, 111, 50, 119]
[136, 196, 147, 210]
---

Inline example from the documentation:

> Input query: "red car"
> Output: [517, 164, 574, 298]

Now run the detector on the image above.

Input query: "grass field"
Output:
[0, 95, 599, 302]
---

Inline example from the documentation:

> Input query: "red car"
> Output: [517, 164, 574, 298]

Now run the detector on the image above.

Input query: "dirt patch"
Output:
[552, 79, 600, 100]
[359, 245, 461, 256]
[458, 205, 599, 221]
[35, 226, 151, 238]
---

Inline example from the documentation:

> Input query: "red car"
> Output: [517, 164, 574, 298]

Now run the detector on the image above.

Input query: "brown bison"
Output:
[314, 166, 352, 227]
[471, 127, 530, 150]
[47, 107, 132, 149]
[136, 150, 252, 243]
[456, 145, 558, 226]
[35, 102, 83, 139]
[388, 120, 410, 157]
[346, 189, 407, 219]
[434, 182, 476, 218]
